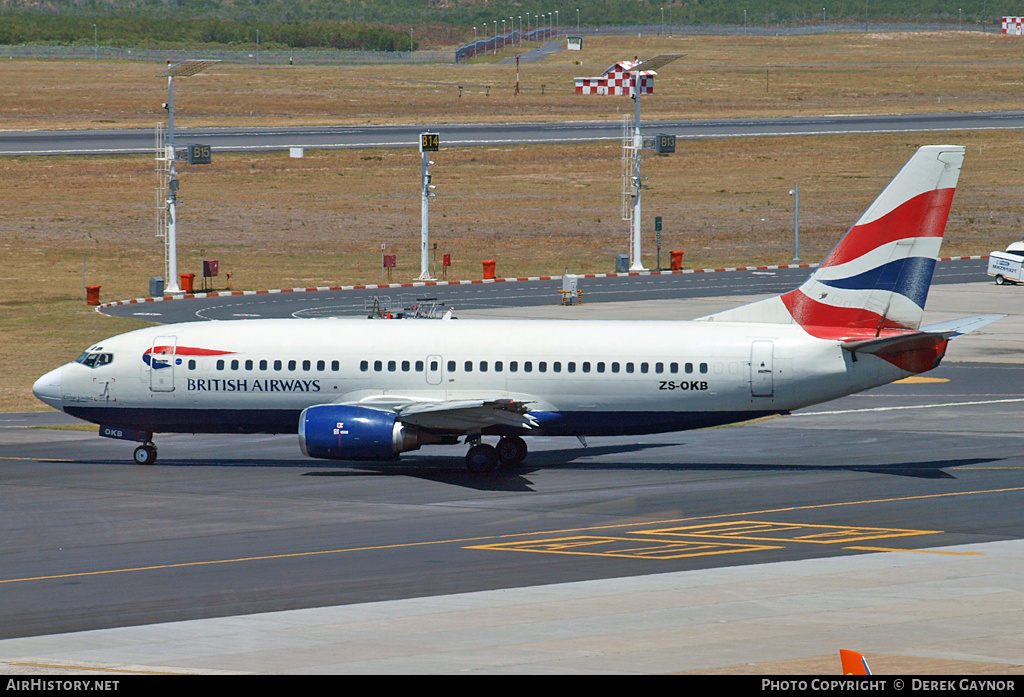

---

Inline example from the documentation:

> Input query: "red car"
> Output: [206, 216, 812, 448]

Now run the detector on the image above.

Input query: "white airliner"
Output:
[33, 145, 1000, 472]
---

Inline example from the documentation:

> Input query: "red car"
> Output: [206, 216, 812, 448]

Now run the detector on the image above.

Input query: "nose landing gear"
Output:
[133, 442, 158, 465]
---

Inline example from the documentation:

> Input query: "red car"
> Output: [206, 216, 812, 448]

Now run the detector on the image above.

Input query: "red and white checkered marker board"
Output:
[1003, 17, 1023, 34]
[575, 61, 656, 96]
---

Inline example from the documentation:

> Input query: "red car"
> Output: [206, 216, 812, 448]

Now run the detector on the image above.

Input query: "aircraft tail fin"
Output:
[700, 145, 965, 341]
[839, 649, 873, 675]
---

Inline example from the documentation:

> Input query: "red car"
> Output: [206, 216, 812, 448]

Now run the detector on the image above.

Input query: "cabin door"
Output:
[148, 336, 178, 392]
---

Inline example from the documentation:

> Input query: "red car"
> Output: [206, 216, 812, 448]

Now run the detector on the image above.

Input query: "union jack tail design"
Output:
[702, 145, 965, 341]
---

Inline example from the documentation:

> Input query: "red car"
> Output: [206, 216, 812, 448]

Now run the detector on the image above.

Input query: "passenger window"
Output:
[670, 362, 678, 374]
[303, 360, 311, 371]
[553, 362, 561, 373]
[626, 363, 634, 374]
[597, 362, 605, 373]
[464, 361, 473, 372]
[417, 361, 426, 372]
[402, 360, 410, 371]
[612, 362, 620, 373]
[245, 359, 253, 370]
[216, 359, 225, 370]
[447, 360, 456, 372]
[260, 360, 268, 371]
[317, 360, 325, 371]
[700, 363, 709, 374]
[332, 360, 340, 371]
[388, 360, 397, 372]
[640, 362, 649, 374]
[567, 362, 576, 373]
[274, 360, 283, 371]
[538, 361, 547, 373]
[655, 362, 663, 373]
[188, 359, 196, 370]
[480, 361, 488, 372]
[288, 360, 297, 371]
[524, 361, 533, 373]
[685, 362, 693, 374]
[495, 361, 503, 372]
[374, 360, 382, 371]
[360, 360, 369, 372]
[510, 361, 518, 372]
[582, 362, 591, 373]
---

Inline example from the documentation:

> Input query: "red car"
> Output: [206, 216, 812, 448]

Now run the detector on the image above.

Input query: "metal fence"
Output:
[1, 22, 996, 66]
[0, 44, 455, 65]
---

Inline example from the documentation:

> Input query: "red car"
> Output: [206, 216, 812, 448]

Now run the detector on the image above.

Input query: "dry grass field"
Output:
[2, 32, 1024, 130]
[3, 31, 1024, 411]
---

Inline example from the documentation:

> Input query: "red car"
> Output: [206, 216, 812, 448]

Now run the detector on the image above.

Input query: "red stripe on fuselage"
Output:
[144, 346, 236, 357]
[821, 187, 955, 268]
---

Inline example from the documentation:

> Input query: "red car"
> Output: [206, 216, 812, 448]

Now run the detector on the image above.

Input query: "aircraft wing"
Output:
[394, 398, 539, 431]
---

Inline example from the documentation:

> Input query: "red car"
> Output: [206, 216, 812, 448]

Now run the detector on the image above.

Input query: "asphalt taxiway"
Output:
[1, 280, 1022, 674]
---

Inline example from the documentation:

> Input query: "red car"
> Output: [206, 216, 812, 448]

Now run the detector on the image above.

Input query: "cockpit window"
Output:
[75, 352, 113, 368]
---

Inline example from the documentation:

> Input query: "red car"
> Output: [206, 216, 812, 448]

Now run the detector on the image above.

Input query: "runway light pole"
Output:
[625, 54, 685, 272]
[789, 184, 801, 263]
[418, 132, 439, 281]
[156, 59, 219, 294]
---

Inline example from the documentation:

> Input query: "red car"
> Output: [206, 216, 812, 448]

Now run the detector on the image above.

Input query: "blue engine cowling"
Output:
[299, 404, 422, 461]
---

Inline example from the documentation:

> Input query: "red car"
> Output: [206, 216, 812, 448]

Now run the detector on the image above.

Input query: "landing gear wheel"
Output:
[496, 436, 528, 467]
[996, 274, 1006, 285]
[133, 444, 157, 466]
[465, 443, 498, 473]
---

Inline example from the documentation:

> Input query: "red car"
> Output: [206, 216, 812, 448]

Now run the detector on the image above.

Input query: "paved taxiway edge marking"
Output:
[795, 397, 1024, 416]
[844, 546, 985, 555]
[3, 486, 1021, 587]
[93, 256, 988, 312]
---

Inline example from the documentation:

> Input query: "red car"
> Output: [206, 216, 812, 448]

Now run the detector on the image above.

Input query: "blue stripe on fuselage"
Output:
[66, 406, 785, 439]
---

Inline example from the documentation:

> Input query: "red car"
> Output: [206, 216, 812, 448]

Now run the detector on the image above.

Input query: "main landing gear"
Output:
[133, 442, 158, 465]
[465, 435, 528, 473]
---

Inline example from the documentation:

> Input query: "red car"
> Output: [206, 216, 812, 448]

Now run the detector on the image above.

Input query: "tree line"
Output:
[0, 0, 1007, 50]
[0, 13, 416, 51]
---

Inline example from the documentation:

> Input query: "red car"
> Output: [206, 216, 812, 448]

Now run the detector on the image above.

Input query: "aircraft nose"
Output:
[32, 366, 64, 411]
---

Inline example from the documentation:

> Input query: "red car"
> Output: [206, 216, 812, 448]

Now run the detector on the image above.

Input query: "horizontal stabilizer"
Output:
[920, 313, 1006, 338]
[840, 331, 950, 374]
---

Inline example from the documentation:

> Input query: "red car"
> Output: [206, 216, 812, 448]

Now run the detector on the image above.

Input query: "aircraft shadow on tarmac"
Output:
[64, 444, 1003, 492]
[300, 446, 1002, 490]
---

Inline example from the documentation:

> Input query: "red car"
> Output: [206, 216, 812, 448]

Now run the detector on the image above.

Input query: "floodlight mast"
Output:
[156, 60, 219, 293]
[628, 54, 684, 272]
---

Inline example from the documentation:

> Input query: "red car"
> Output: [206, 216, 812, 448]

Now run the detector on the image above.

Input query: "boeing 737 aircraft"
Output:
[33, 145, 1000, 472]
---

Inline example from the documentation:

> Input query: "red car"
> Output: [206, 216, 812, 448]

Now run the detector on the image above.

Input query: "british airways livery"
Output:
[32, 145, 999, 472]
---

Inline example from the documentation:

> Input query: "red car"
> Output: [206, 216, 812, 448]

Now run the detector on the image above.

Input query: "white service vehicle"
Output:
[987, 241, 1024, 285]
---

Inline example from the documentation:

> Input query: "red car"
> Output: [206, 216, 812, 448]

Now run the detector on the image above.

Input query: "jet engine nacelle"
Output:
[299, 404, 423, 461]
